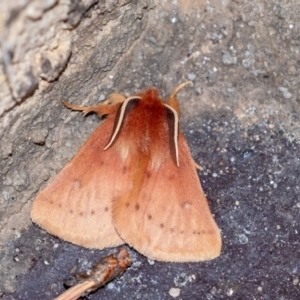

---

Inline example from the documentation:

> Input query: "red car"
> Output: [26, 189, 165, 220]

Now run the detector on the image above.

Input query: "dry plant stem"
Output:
[54, 281, 95, 300]
[54, 248, 132, 300]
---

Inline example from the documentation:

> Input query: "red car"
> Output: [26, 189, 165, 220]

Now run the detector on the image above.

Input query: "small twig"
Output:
[54, 247, 132, 300]
[55, 281, 95, 300]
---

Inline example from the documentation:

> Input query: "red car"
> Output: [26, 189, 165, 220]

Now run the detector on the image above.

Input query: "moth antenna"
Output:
[103, 93, 126, 106]
[167, 81, 193, 114]
[103, 96, 142, 150]
[164, 103, 179, 167]
[169, 81, 193, 99]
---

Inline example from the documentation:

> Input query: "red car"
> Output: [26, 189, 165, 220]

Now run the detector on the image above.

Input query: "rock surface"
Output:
[0, 0, 299, 299]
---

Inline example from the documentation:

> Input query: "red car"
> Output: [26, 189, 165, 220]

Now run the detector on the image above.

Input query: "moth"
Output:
[31, 82, 221, 262]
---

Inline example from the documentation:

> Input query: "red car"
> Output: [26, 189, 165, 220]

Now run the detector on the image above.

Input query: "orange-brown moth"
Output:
[31, 82, 221, 262]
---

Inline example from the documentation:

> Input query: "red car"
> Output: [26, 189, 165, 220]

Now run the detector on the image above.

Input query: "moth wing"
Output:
[113, 133, 221, 262]
[31, 118, 132, 249]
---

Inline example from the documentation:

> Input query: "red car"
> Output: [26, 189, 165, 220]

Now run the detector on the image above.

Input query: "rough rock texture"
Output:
[0, 0, 299, 299]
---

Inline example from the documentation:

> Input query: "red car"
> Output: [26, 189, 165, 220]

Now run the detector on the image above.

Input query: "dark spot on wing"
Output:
[168, 175, 175, 180]
[123, 166, 127, 174]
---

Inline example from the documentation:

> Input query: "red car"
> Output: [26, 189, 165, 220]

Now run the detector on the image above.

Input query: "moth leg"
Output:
[62, 100, 116, 116]
[167, 81, 193, 114]
[194, 160, 203, 171]
[62, 94, 126, 117]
